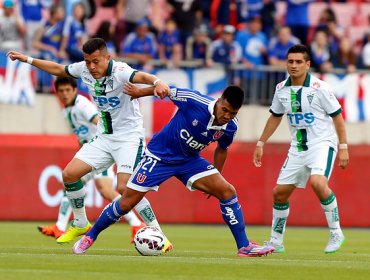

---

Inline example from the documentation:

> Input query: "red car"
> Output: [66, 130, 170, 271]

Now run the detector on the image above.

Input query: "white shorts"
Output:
[74, 133, 145, 174]
[93, 164, 115, 179]
[277, 144, 337, 188]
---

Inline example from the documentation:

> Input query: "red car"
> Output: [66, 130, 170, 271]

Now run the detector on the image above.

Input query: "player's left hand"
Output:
[124, 82, 141, 100]
[338, 148, 349, 169]
[153, 80, 170, 99]
[253, 146, 263, 167]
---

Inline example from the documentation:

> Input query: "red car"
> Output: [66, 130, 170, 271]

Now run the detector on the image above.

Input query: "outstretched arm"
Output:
[124, 82, 166, 100]
[253, 114, 283, 167]
[7, 50, 68, 77]
[332, 113, 349, 169]
[131, 71, 169, 99]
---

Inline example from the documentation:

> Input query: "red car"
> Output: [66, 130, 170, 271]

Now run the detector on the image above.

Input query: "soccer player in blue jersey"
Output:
[73, 84, 275, 257]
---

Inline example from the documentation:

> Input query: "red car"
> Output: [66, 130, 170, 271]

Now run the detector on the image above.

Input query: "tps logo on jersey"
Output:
[180, 129, 210, 150]
[287, 112, 315, 126]
[73, 125, 88, 136]
[93, 96, 120, 108]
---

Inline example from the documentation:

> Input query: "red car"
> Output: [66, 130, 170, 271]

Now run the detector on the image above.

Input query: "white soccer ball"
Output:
[133, 226, 166, 256]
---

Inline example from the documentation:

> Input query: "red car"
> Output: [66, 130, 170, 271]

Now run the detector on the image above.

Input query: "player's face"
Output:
[286, 53, 310, 80]
[214, 98, 239, 126]
[84, 49, 111, 79]
[56, 84, 77, 106]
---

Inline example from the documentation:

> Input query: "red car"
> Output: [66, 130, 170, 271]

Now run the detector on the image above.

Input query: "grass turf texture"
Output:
[0, 222, 369, 280]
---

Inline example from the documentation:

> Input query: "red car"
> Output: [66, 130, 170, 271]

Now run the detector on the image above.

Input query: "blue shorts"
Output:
[127, 154, 219, 192]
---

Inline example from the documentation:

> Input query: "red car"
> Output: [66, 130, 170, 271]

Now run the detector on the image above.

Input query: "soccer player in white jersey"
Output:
[38, 77, 145, 242]
[253, 44, 349, 254]
[72, 83, 275, 257]
[7, 38, 173, 251]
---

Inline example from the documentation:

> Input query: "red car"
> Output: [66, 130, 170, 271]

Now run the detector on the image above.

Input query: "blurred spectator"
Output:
[206, 25, 242, 67]
[165, 0, 202, 48]
[185, 24, 211, 63]
[260, 0, 276, 38]
[19, 0, 52, 52]
[158, 18, 182, 68]
[32, 4, 65, 92]
[94, 20, 117, 58]
[315, 7, 344, 53]
[0, 0, 26, 52]
[210, 0, 248, 37]
[114, 0, 156, 52]
[60, 2, 88, 62]
[330, 37, 357, 73]
[361, 32, 370, 69]
[285, 0, 313, 45]
[309, 30, 333, 73]
[119, 19, 157, 70]
[268, 26, 299, 67]
[236, 16, 268, 103]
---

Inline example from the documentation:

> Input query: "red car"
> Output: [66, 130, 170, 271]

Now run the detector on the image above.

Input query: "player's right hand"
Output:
[253, 146, 263, 167]
[6, 51, 27, 63]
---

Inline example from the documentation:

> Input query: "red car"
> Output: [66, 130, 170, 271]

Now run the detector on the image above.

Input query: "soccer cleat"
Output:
[37, 224, 65, 239]
[72, 236, 95, 254]
[56, 222, 92, 244]
[237, 242, 275, 257]
[325, 231, 345, 254]
[162, 239, 174, 253]
[130, 222, 146, 243]
[264, 241, 286, 253]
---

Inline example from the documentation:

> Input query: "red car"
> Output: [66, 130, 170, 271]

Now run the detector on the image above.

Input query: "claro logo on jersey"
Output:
[287, 112, 315, 126]
[180, 129, 210, 150]
[93, 96, 120, 108]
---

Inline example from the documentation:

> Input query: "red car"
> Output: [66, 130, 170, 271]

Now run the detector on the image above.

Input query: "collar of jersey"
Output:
[284, 73, 311, 87]
[106, 59, 113, 76]
[207, 100, 227, 131]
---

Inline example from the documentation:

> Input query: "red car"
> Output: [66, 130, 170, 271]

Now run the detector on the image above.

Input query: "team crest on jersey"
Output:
[107, 78, 114, 90]
[292, 100, 301, 110]
[213, 131, 224, 140]
[192, 119, 198, 126]
[201, 131, 208, 137]
[137, 173, 147, 183]
[307, 92, 314, 105]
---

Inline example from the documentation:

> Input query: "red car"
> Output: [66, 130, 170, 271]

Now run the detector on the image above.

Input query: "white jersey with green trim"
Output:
[63, 94, 98, 144]
[270, 73, 341, 151]
[65, 59, 144, 139]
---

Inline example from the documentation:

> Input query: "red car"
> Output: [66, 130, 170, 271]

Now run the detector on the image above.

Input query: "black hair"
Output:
[54, 76, 77, 89]
[287, 44, 311, 61]
[82, 38, 107, 54]
[221, 85, 244, 109]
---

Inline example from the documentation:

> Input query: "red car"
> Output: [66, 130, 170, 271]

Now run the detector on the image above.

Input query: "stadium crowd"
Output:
[1, 0, 370, 94]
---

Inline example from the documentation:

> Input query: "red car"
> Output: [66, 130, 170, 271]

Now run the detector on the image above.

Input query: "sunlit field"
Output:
[0, 222, 369, 280]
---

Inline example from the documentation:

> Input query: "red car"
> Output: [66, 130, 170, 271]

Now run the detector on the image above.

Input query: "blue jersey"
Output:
[147, 87, 238, 164]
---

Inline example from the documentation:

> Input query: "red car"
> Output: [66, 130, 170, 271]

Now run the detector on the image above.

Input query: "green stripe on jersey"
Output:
[291, 87, 308, 152]
[101, 111, 113, 134]
[134, 138, 144, 169]
[67, 111, 75, 129]
[324, 147, 335, 178]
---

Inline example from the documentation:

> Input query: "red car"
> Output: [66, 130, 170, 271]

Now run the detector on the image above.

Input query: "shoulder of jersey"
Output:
[275, 80, 286, 92]
[113, 61, 131, 72]
[310, 75, 330, 91]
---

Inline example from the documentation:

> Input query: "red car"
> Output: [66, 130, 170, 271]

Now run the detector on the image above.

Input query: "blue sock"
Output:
[86, 200, 127, 240]
[220, 195, 249, 249]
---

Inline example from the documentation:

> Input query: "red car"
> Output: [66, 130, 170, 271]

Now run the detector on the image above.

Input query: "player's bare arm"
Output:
[131, 71, 170, 98]
[7, 50, 68, 77]
[253, 114, 283, 167]
[332, 114, 349, 169]
[124, 82, 156, 99]
[213, 145, 228, 173]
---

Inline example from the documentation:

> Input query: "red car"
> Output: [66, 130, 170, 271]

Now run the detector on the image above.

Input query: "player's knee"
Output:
[218, 183, 236, 200]
[62, 168, 78, 183]
[272, 187, 289, 203]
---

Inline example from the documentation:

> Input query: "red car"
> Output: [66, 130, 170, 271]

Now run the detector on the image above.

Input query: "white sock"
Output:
[55, 192, 72, 231]
[270, 202, 290, 245]
[134, 197, 162, 231]
[66, 188, 88, 228]
[320, 193, 342, 233]
[123, 211, 142, 227]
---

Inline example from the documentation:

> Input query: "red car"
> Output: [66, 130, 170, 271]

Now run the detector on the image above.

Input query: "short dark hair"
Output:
[287, 44, 311, 61]
[221, 85, 244, 109]
[54, 76, 77, 89]
[82, 38, 107, 54]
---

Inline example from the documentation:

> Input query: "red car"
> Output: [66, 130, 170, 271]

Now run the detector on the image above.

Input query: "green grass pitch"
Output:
[0, 222, 369, 280]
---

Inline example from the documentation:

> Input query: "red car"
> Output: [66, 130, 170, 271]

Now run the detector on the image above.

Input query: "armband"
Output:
[27, 57, 34, 65]
[153, 79, 161, 86]
[256, 140, 265, 148]
[339, 143, 348, 150]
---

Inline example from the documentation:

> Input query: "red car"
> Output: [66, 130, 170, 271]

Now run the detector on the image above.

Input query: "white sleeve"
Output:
[78, 97, 99, 122]
[65, 61, 85, 79]
[319, 86, 342, 116]
[269, 91, 285, 116]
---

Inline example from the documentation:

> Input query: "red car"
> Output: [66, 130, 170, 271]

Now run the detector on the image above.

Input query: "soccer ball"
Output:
[133, 226, 166, 256]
